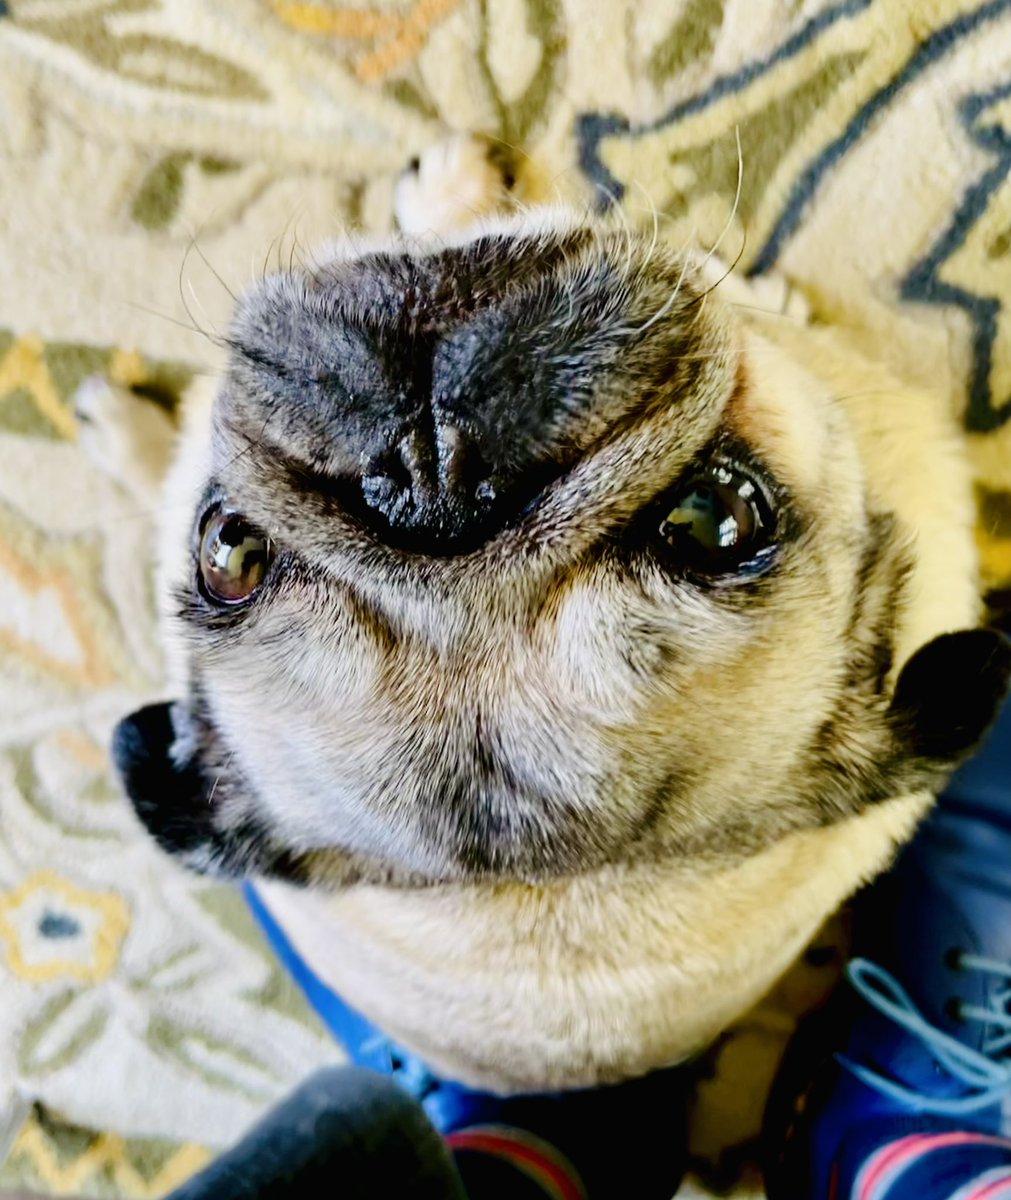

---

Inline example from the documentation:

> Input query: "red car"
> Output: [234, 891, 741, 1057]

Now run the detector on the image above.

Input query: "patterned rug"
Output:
[1, 1, 1010, 1196]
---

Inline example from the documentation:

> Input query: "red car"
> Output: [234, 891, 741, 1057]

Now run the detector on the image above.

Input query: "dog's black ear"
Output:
[887, 630, 1011, 761]
[112, 703, 214, 856]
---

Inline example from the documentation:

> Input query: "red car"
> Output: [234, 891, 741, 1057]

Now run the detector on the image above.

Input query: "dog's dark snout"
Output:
[228, 233, 670, 554]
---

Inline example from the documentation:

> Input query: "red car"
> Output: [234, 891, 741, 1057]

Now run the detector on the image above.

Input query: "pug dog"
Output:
[81, 134, 1011, 1099]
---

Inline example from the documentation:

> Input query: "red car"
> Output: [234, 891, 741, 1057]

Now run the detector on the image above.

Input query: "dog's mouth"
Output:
[113, 629, 1011, 888]
[111, 699, 630, 890]
[111, 702, 527, 889]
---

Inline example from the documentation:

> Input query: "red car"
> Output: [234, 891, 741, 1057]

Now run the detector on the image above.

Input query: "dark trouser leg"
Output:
[166, 1066, 467, 1200]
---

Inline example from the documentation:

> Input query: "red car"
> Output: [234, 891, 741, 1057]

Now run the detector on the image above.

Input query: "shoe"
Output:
[244, 881, 690, 1199]
[765, 689, 1011, 1200]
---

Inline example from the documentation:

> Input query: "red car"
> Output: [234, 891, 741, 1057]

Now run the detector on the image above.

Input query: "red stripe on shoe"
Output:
[446, 1125, 587, 1200]
[954, 1167, 1011, 1200]
[856, 1133, 1011, 1200]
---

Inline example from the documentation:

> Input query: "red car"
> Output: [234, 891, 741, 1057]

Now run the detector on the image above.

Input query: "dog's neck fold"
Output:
[254, 790, 928, 1093]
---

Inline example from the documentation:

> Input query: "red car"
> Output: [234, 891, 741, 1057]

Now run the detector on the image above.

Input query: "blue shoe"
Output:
[244, 882, 690, 1199]
[766, 688, 1011, 1200]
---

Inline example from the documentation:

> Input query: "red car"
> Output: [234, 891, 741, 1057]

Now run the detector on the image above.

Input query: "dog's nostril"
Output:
[437, 423, 467, 491]
[435, 423, 491, 502]
[398, 428, 438, 506]
[357, 421, 497, 548]
[362, 445, 410, 514]
[441, 426, 498, 511]
[361, 472, 401, 507]
[384, 423, 490, 509]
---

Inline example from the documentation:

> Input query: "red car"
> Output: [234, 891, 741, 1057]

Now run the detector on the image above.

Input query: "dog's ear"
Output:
[887, 630, 1011, 761]
[112, 702, 214, 856]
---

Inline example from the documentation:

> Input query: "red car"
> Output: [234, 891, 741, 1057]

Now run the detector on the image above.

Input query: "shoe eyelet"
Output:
[944, 997, 965, 1023]
[804, 945, 838, 968]
[944, 947, 965, 972]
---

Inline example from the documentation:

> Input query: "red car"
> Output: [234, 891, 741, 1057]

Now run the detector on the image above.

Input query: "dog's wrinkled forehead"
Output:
[215, 228, 733, 554]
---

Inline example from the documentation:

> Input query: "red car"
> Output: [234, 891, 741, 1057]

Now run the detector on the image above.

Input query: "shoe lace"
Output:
[838, 956, 1011, 1116]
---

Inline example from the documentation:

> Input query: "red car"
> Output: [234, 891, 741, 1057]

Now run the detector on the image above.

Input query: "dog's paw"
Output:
[394, 134, 518, 237]
[75, 376, 176, 502]
[740, 270, 811, 322]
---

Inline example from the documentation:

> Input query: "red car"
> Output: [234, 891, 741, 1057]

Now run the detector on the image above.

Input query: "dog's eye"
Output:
[659, 467, 775, 575]
[199, 511, 273, 605]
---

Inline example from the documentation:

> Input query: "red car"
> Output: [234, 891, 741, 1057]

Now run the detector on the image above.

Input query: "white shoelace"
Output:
[838, 957, 1011, 1116]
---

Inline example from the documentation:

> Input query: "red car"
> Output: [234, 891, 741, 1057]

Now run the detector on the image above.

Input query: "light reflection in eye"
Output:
[658, 465, 774, 575]
[199, 510, 274, 605]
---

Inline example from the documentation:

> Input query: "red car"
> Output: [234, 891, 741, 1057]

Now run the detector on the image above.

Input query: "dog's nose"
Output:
[226, 232, 660, 553]
[359, 421, 496, 545]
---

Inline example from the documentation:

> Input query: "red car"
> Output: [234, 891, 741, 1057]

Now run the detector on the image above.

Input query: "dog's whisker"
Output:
[177, 236, 230, 348]
[120, 298, 223, 347]
[725, 300, 807, 323]
[184, 230, 238, 304]
[632, 180, 662, 278]
[185, 280, 223, 342]
[694, 226, 749, 307]
[631, 246, 694, 336]
[698, 125, 745, 277]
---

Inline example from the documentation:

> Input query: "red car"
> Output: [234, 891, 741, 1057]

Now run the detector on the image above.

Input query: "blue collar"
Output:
[243, 881, 499, 1132]
[244, 881, 694, 1200]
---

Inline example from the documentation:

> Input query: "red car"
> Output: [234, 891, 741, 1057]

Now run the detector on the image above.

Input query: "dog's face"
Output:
[115, 218, 1011, 890]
